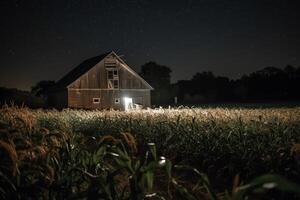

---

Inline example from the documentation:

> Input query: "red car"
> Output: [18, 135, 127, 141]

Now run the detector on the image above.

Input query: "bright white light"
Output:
[263, 182, 277, 189]
[123, 97, 133, 111]
[158, 156, 166, 166]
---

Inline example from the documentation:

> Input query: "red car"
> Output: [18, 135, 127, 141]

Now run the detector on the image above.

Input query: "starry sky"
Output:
[0, 0, 299, 90]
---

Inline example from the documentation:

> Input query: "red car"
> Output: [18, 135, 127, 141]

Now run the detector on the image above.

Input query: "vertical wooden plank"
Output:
[63, 54, 152, 109]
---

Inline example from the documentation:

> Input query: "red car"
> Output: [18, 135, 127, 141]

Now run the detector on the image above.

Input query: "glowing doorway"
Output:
[123, 97, 133, 111]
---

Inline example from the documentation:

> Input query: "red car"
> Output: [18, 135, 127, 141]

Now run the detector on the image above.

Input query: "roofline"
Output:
[65, 51, 154, 90]
[65, 52, 112, 88]
[110, 51, 154, 90]
[57, 52, 110, 88]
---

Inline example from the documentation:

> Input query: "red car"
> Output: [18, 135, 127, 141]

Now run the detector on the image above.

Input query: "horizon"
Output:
[0, 60, 297, 92]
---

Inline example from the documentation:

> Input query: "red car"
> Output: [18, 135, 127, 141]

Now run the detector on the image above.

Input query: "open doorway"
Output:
[123, 97, 133, 111]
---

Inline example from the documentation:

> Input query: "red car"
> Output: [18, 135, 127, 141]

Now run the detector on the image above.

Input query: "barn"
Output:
[49, 51, 153, 110]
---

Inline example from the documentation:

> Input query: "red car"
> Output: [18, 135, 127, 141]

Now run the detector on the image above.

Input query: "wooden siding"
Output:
[65, 53, 151, 109]
[68, 89, 150, 110]
[50, 52, 152, 110]
[68, 54, 149, 90]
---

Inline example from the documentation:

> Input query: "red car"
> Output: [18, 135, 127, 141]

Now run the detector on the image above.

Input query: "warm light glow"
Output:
[123, 97, 133, 111]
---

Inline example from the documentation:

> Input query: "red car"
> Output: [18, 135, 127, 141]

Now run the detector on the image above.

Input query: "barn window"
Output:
[108, 70, 113, 79]
[107, 68, 119, 89]
[93, 98, 100, 104]
[113, 80, 119, 89]
[115, 98, 120, 104]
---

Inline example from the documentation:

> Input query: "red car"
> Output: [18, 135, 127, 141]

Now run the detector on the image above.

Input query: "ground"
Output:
[1, 105, 300, 199]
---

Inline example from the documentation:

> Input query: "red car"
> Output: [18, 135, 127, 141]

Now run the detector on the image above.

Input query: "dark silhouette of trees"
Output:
[1, 63, 300, 108]
[139, 63, 300, 105]
[31, 80, 56, 98]
[0, 80, 56, 108]
[140, 61, 171, 87]
[31, 80, 56, 106]
[239, 66, 300, 101]
[0, 87, 45, 108]
[175, 71, 233, 104]
[140, 62, 173, 105]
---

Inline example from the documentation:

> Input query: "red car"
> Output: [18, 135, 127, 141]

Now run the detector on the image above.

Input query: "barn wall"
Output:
[67, 54, 149, 90]
[120, 90, 151, 107]
[68, 89, 121, 109]
[67, 59, 106, 89]
[119, 63, 148, 89]
[68, 89, 151, 110]
[65, 53, 152, 109]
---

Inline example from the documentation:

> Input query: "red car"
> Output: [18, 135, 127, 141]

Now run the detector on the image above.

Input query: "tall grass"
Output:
[30, 107, 300, 182]
[1, 106, 300, 199]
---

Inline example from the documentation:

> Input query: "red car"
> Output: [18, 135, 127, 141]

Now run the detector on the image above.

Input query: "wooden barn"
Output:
[49, 51, 153, 110]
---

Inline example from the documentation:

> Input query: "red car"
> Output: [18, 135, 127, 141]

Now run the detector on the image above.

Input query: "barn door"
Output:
[124, 97, 133, 111]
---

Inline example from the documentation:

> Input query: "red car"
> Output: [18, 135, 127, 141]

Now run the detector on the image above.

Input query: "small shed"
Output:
[49, 51, 153, 110]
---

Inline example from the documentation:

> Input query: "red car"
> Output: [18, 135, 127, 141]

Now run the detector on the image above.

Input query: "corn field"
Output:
[1, 105, 300, 199]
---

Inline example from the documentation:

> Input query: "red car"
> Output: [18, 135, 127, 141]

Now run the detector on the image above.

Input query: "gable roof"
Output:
[111, 52, 154, 90]
[55, 52, 110, 88]
[55, 51, 153, 90]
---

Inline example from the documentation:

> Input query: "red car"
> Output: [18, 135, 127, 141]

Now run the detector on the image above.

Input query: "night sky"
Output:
[0, 0, 299, 91]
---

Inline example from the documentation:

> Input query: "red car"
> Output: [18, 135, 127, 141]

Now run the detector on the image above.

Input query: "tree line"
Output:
[139, 62, 300, 105]
[1, 62, 299, 108]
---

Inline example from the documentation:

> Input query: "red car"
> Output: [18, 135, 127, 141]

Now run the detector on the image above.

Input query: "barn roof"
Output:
[55, 52, 110, 88]
[55, 51, 153, 90]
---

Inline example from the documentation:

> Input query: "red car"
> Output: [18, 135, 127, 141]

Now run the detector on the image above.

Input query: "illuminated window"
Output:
[93, 98, 100, 104]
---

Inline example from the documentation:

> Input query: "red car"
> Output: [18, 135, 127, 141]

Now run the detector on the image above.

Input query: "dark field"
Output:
[1, 106, 300, 199]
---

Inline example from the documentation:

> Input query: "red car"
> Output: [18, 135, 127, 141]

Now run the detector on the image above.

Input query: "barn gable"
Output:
[112, 52, 154, 90]
[56, 51, 153, 90]
[55, 52, 110, 88]
[50, 51, 153, 110]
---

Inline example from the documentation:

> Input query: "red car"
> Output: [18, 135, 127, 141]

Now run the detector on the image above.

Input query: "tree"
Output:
[140, 62, 172, 89]
[140, 62, 172, 105]
[240, 67, 288, 100]
[31, 80, 56, 99]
